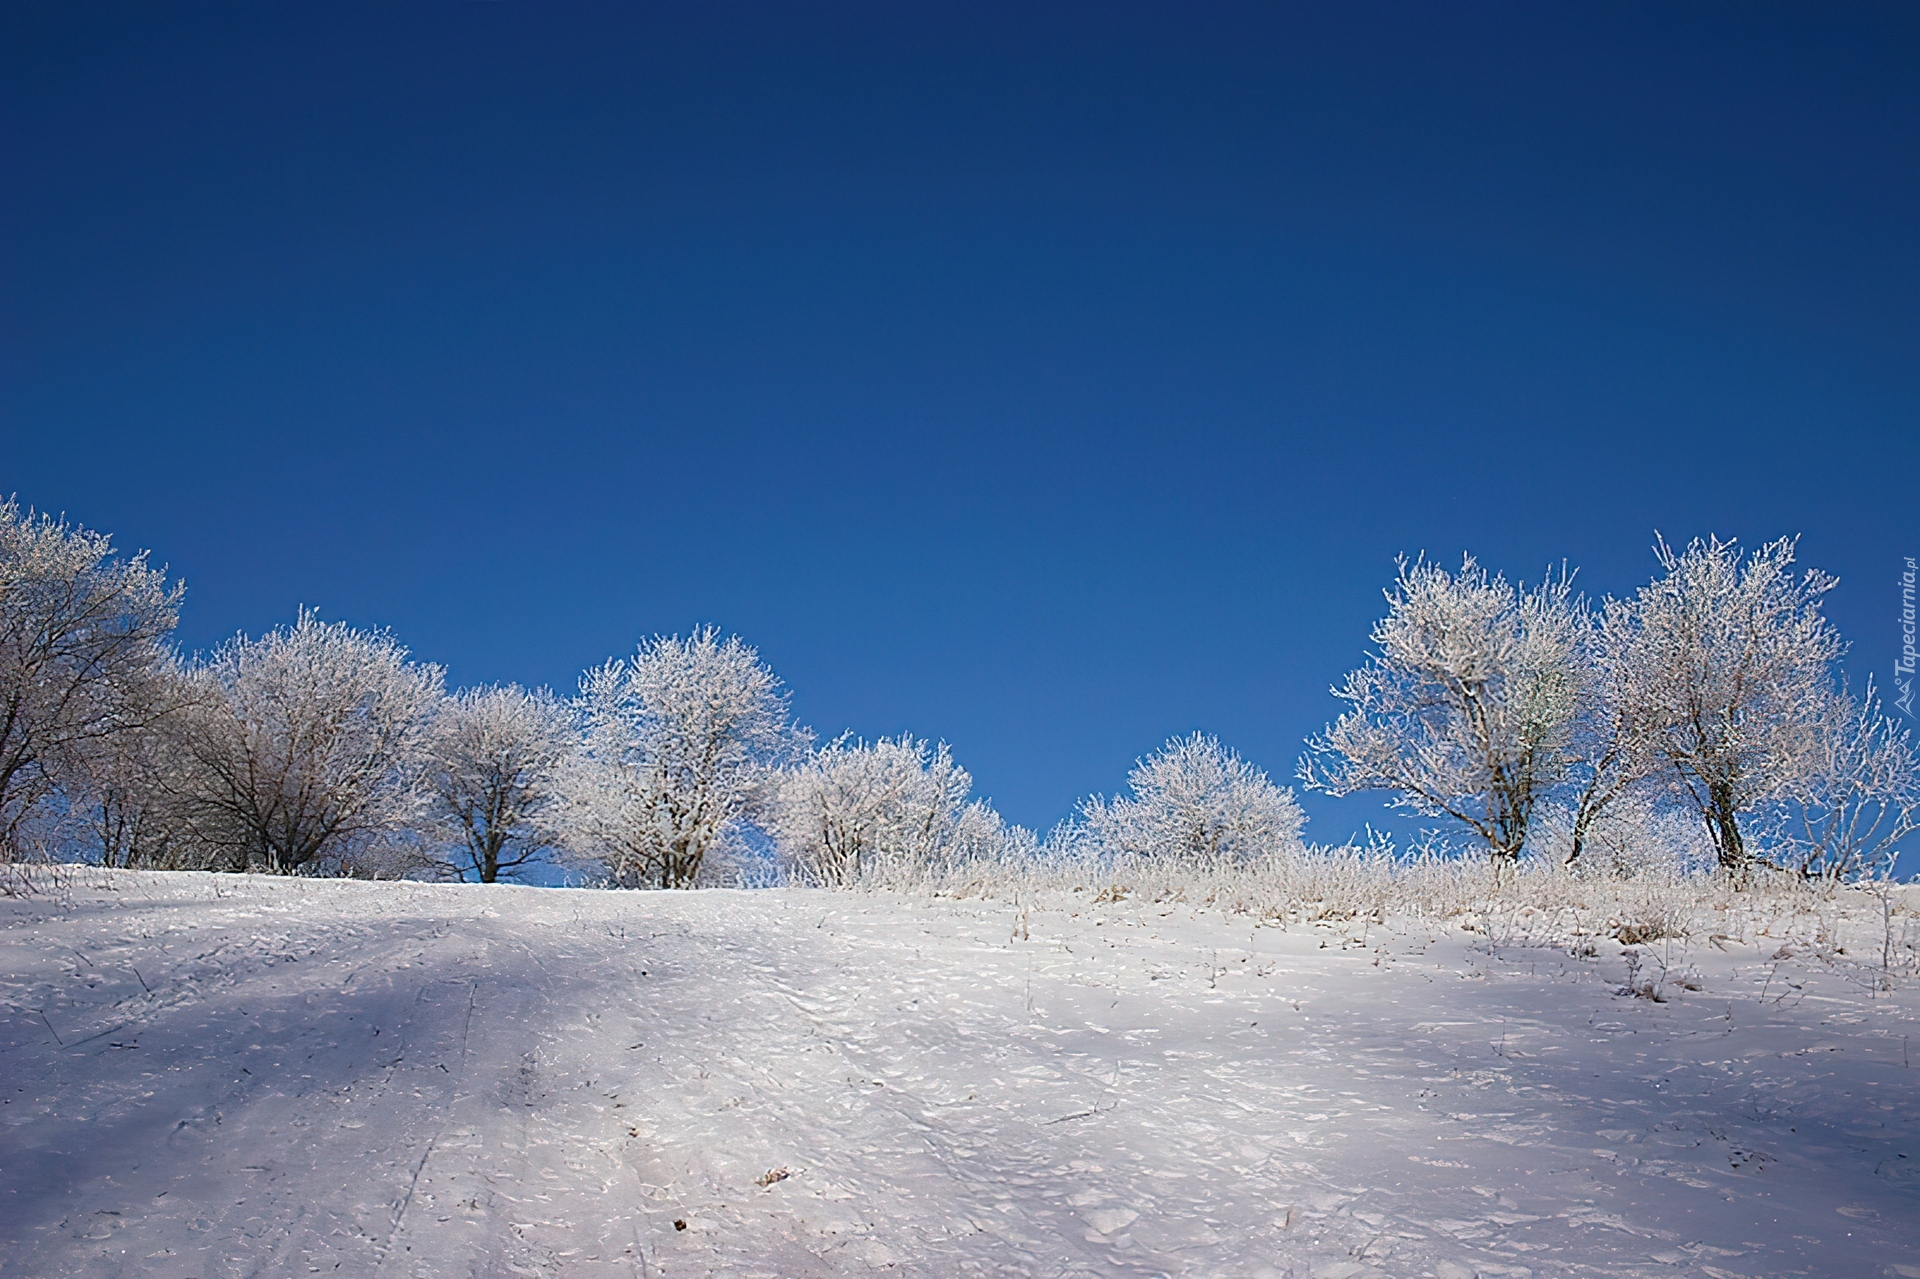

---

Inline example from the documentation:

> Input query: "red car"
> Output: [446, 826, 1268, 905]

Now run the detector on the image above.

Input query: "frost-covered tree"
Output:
[1301, 556, 1583, 864]
[775, 734, 985, 883]
[425, 685, 574, 883]
[0, 500, 183, 857]
[1621, 535, 1841, 872]
[1083, 733, 1304, 863]
[165, 612, 443, 873]
[1757, 679, 1917, 880]
[558, 628, 804, 888]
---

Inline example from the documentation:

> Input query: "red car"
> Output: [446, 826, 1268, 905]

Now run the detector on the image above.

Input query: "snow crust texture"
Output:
[3, 874, 1917, 1278]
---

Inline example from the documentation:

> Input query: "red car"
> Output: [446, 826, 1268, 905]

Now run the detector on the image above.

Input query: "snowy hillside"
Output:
[3, 873, 1917, 1278]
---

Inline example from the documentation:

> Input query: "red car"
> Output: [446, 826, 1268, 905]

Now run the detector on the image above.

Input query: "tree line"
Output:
[2, 498, 1912, 887]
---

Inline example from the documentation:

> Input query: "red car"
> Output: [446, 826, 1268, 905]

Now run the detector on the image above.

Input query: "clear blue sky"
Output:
[3, 4, 1914, 843]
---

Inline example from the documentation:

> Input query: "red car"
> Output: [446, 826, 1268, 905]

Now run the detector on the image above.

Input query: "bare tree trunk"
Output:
[1709, 783, 1747, 874]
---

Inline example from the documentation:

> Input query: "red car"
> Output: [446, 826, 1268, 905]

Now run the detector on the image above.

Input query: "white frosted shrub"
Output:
[1527, 799, 1717, 879]
[1079, 732, 1304, 865]
[775, 735, 979, 884]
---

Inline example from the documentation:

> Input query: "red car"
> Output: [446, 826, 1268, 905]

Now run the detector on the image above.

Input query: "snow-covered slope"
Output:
[2, 873, 1916, 1278]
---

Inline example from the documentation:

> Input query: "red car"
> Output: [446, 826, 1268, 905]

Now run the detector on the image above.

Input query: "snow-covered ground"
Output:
[3, 873, 1916, 1278]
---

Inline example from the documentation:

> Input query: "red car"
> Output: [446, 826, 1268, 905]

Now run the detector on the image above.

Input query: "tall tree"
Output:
[167, 612, 443, 873]
[559, 628, 804, 888]
[0, 500, 182, 857]
[1301, 556, 1584, 864]
[1623, 535, 1841, 873]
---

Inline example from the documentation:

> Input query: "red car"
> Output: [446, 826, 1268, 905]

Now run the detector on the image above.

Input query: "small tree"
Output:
[1622, 535, 1840, 873]
[166, 612, 443, 872]
[775, 734, 977, 884]
[1301, 556, 1583, 865]
[1084, 732, 1304, 863]
[425, 685, 574, 883]
[0, 500, 182, 857]
[1758, 679, 1918, 880]
[559, 628, 803, 888]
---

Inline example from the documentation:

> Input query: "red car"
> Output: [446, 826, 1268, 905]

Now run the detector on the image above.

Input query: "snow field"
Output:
[2, 872, 1917, 1278]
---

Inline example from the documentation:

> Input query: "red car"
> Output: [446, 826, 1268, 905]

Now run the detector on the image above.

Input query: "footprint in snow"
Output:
[1079, 1206, 1137, 1235]
[1310, 1264, 1389, 1279]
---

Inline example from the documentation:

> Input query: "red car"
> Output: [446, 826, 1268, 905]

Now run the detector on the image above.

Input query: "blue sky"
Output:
[3, 4, 1915, 844]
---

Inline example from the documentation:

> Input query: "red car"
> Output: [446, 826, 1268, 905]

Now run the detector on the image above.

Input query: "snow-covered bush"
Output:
[0, 500, 183, 859]
[556, 628, 805, 888]
[1077, 733, 1304, 864]
[775, 735, 996, 884]
[160, 612, 444, 873]
[1301, 556, 1583, 865]
[425, 684, 575, 883]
